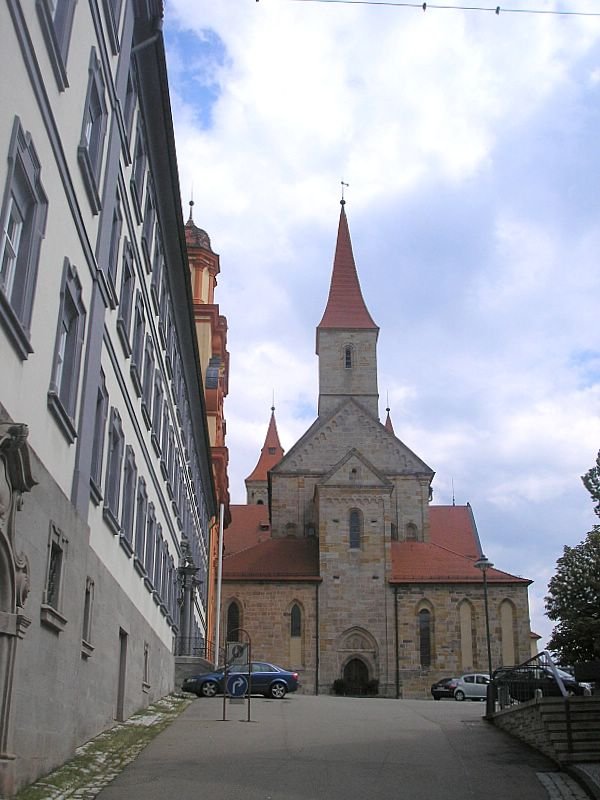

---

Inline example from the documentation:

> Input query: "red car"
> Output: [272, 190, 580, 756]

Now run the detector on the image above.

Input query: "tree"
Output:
[544, 454, 600, 665]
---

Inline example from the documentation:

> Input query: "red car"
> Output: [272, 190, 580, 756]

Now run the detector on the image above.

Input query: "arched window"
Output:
[226, 600, 240, 642]
[290, 604, 301, 637]
[406, 522, 418, 541]
[418, 608, 432, 668]
[349, 509, 362, 549]
[344, 345, 353, 369]
[390, 522, 398, 541]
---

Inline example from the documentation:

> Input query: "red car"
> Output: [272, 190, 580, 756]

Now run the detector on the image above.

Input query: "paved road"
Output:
[97, 695, 577, 800]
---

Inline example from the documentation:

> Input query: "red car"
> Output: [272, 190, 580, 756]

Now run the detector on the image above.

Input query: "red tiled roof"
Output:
[223, 537, 320, 581]
[390, 505, 530, 584]
[317, 204, 378, 334]
[245, 409, 284, 482]
[225, 505, 271, 556]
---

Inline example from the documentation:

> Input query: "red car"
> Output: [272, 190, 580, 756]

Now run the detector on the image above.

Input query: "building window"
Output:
[123, 67, 137, 143]
[133, 478, 148, 569]
[141, 180, 155, 270]
[150, 232, 163, 312]
[151, 374, 163, 454]
[47, 259, 86, 443]
[459, 600, 475, 671]
[0, 117, 48, 359]
[390, 522, 398, 541]
[291, 604, 301, 637]
[105, 193, 122, 303]
[143, 641, 150, 689]
[78, 49, 108, 214]
[120, 445, 137, 555]
[36, 0, 77, 91]
[102, 0, 123, 54]
[406, 522, 418, 541]
[81, 577, 95, 657]
[116, 240, 135, 355]
[90, 369, 108, 503]
[144, 505, 156, 582]
[349, 509, 362, 549]
[41, 522, 68, 632]
[418, 608, 432, 668]
[103, 407, 124, 533]
[500, 599, 516, 667]
[131, 124, 147, 219]
[130, 292, 145, 395]
[344, 345, 353, 369]
[141, 335, 154, 428]
[226, 601, 241, 642]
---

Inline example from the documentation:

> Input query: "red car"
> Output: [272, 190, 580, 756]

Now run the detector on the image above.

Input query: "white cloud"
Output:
[164, 0, 600, 647]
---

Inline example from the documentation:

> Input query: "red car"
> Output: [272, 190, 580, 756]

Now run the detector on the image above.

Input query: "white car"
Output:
[454, 673, 490, 701]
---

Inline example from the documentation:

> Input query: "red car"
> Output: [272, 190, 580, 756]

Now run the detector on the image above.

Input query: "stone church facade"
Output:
[223, 202, 532, 698]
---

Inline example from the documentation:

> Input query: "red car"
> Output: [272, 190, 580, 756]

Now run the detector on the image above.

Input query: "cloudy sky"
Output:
[162, 0, 600, 647]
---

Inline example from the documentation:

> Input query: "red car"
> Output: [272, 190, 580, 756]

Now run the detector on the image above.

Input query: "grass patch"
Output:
[16, 695, 190, 800]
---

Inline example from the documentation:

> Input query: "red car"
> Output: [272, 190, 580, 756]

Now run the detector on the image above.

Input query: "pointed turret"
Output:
[384, 407, 395, 435]
[316, 202, 380, 419]
[316, 201, 378, 339]
[245, 407, 284, 505]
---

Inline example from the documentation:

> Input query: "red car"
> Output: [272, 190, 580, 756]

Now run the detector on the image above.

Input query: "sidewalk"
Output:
[13, 695, 600, 800]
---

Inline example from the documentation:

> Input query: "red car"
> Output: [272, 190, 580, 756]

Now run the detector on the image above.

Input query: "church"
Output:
[222, 202, 533, 698]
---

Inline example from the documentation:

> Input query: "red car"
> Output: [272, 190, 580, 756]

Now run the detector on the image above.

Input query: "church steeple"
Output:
[245, 407, 284, 505]
[316, 202, 380, 419]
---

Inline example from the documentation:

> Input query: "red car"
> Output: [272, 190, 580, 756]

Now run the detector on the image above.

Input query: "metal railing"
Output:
[174, 637, 219, 663]
[492, 650, 572, 709]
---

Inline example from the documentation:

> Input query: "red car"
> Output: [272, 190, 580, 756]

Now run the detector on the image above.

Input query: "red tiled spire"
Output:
[245, 408, 284, 482]
[317, 202, 378, 331]
[384, 407, 395, 435]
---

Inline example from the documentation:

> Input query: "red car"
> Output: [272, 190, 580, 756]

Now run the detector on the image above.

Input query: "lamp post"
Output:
[474, 555, 494, 678]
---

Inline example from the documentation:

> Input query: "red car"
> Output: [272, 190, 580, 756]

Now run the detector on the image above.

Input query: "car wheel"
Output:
[454, 690, 465, 701]
[200, 680, 219, 698]
[270, 681, 287, 699]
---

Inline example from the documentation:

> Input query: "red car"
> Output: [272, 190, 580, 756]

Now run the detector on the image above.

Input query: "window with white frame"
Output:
[47, 259, 86, 443]
[151, 373, 163, 454]
[82, 576, 95, 657]
[120, 445, 137, 554]
[116, 239, 135, 355]
[133, 477, 147, 568]
[130, 291, 145, 395]
[90, 369, 109, 503]
[41, 522, 69, 632]
[144, 509, 157, 585]
[0, 117, 48, 358]
[123, 67, 137, 143]
[131, 123, 147, 218]
[105, 193, 122, 302]
[103, 407, 124, 533]
[141, 335, 154, 428]
[78, 49, 108, 214]
[36, 0, 77, 91]
[141, 179, 155, 270]
[102, 0, 123, 54]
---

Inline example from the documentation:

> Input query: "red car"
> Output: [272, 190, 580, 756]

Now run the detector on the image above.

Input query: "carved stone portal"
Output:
[0, 423, 36, 797]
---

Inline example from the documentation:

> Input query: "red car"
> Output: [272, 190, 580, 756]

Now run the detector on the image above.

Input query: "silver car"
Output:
[454, 673, 490, 701]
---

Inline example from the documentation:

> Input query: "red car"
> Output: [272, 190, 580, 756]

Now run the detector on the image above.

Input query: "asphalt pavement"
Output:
[95, 694, 593, 800]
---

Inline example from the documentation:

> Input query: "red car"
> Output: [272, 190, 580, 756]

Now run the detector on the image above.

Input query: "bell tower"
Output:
[316, 201, 379, 419]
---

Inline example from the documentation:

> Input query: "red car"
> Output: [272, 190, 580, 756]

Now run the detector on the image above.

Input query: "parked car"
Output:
[430, 677, 459, 700]
[182, 661, 299, 699]
[492, 665, 584, 702]
[453, 673, 490, 701]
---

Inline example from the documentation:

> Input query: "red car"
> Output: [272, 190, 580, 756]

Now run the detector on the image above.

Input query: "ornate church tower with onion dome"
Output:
[221, 200, 534, 698]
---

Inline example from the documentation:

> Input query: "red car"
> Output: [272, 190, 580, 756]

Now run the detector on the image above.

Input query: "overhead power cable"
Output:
[283, 0, 600, 17]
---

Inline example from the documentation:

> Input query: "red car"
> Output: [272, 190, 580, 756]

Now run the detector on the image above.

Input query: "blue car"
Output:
[182, 661, 299, 699]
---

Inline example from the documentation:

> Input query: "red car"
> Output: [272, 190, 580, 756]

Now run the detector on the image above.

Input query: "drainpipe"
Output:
[394, 586, 400, 698]
[315, 582, 320, 695]
[213, 503, 224, 667]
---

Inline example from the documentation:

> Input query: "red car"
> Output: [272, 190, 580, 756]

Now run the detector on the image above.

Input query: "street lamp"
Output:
[474, 555, 494, 678]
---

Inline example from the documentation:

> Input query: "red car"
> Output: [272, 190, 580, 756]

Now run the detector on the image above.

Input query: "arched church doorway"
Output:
[343, 658, 369, 695]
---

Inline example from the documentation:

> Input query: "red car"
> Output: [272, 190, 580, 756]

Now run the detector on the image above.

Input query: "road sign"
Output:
[226, 674, 248, 698]
[227, 642, 249, 666]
